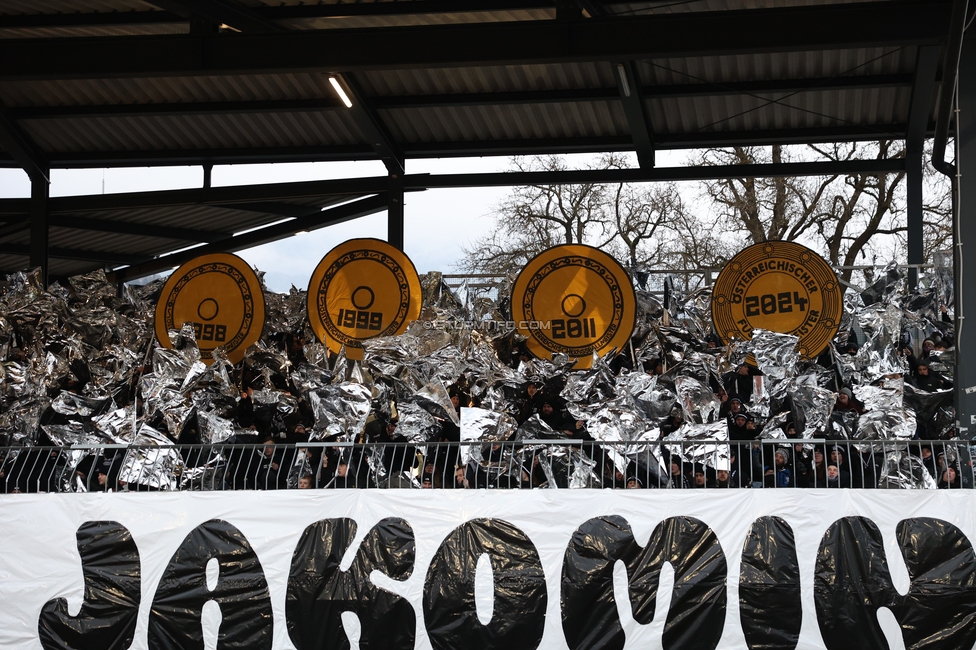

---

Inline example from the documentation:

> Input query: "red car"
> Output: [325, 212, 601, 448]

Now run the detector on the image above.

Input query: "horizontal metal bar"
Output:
[0, 2, 949, 80]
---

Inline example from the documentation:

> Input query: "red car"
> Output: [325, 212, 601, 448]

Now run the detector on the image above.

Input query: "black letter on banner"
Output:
[286, 517, 416, 650]
[148, 519, 272, 650]
[424, 518, 547, 650]
[38, 521, 141, 650]
[561, 515, 727, 650]
[815, 516, 976, 650]
[739, 516, 801, 650]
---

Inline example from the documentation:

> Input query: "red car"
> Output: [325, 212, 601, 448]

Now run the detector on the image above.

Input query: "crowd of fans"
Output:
[3, 323, 961, 493]
[0, 269, 962, 495]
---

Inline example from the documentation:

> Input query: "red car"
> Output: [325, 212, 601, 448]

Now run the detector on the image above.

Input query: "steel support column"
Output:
[955, 36, 976, 436]
[906, 46, 941, 288]
[29, 172, 49, 286]
[388, 174, 404, 250]
[906, 145, 924, 288]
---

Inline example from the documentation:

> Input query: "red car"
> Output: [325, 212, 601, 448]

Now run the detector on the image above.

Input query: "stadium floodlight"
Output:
[329, 77, 353, 108]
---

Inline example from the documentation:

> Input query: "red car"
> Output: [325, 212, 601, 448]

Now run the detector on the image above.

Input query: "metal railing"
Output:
[0, 439, 970, 493]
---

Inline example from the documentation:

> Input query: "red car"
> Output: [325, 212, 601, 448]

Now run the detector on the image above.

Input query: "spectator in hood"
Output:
[792, 442, 814, 487]
[912, 360, 949, 391]
[728, 411, 751, 441]
[515, 380, 543, 424]
[669, 458, 692, 489]
[727, 395, 747, 416]
[810, 447, 828, 487]
[539, 398, 591, 440]
[917, 444, 940, 481]
[939, 465, 961, 489]
[825, 464, 851, 488]
[829, 445, 853, 486]
[248, 437, 287, 490]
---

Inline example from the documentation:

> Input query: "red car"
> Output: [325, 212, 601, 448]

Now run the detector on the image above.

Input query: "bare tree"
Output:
[459, 143, 950, 288]
[457, 155, 615, 274]
[608, 180, 681, 268]
[699, 141, 920, 284]
[892, 140, 953, 263]
[700, 145, 818, 243]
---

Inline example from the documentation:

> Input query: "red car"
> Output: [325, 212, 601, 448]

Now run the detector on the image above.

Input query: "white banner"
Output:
[3, 490, 976, 650]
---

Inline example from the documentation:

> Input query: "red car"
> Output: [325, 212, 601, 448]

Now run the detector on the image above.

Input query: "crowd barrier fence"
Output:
[0, 439, 971, 493]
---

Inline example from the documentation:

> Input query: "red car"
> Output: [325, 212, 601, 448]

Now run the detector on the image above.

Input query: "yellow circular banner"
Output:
[711, 241, 843, 358]
[512, 245, 636, 369]
[154, 253, 265, 365]
[307, 238, 422, 358]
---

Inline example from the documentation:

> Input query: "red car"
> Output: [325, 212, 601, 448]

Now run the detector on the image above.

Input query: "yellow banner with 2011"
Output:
[711, 241, 843, 359]
[512, 244, 637, 369]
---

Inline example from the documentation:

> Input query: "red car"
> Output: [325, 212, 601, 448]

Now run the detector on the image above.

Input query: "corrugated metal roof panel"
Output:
[362, 62, 615, 96]
[382, 101, 627, 143]
[652, 86, 911, 140]
[606, 0, 893, 14]
[635, 47, 914, 86]
[0, 24, 185, 39]
[0, 73, 335, 108]
[0, 0, 156, 14]
[21, 112, 364, 153]
[275, 10, 553, 31]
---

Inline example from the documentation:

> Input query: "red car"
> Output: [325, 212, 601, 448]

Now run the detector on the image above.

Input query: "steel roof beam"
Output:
[906, 45, 942, 283]
[0, 157, 905, 220]
[0, 121, 928, 170]
[210, 201, 333, 219]
[336, 73, 405, 176]
[0, 145, 377, 169]
[907, 47, 942, 147]
[616, 60, 655, 168]
[408, 158, 906, 188]
[0, 11, 182, 29]
[48, 215, 233, 242]
[39, 179, 387, 213]
[0, 243, 143, 265]
[0, 2, 951, 80]
[0, 104, 48, 182]
[109, 193, 387, 283]
[145, 0, 285, 34]
[0, 1, 557, 29]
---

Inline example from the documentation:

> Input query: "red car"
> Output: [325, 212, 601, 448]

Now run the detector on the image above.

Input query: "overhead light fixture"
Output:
[616, 64, 631, 98]
[329, 77, 353, 108]
[296, 230, 309, 235]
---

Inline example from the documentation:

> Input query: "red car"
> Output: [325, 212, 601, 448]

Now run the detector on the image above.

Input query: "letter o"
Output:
[423, 518, 547, 650]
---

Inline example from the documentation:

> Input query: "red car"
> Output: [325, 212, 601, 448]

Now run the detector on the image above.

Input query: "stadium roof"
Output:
[0, 0, 963, 281]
